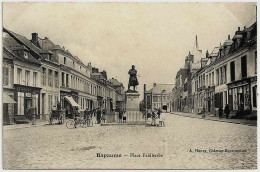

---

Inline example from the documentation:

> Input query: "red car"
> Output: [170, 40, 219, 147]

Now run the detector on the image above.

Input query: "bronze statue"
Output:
[128, 65, 139, 91]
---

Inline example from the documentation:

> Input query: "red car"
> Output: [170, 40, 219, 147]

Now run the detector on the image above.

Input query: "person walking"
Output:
[219, 107, 223, 119]
[157, 108, 162, 119]
[118, 110, 123, 123]
[224, 104, 230, 119]
[97, 107, 101, 124]
[102, 109, 106, 123]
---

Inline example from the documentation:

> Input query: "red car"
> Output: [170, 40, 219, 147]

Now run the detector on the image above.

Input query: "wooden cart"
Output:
[49, 110, 65, 125]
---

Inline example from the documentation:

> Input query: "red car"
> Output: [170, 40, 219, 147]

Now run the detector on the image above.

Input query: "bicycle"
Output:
[80, 117, 93, 128]
[66, 117, 82, 129]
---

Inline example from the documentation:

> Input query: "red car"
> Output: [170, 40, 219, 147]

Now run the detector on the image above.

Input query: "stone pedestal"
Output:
[125, 92, 140, 111]
[125, 91, 145, 124]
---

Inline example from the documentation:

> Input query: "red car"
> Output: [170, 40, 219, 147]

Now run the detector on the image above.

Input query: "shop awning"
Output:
[64, 96, 80, 107]
[3, 93, 16, 104]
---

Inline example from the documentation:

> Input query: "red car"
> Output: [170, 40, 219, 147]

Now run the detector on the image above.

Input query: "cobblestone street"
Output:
[3, 113, 257, 169]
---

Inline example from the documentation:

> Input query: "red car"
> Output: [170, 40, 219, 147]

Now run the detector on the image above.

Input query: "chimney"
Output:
[32, 33, 38, 46]
[153, 83, 156, 88]
[101, 70, 107, 80]
[228, 35, 230, 40]
[206, 50, 209, 58]
[238, 27, 240, 31]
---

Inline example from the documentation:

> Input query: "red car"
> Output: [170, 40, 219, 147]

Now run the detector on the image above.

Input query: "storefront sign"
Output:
[26, 93, 32, 97]
[14, 84, 41, 94]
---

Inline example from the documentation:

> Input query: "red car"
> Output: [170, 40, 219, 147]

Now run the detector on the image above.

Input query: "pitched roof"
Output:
[209, 47, 219, 57]
[149, 84, 174, 94]
[109, 78, 123, 87]
[4, 28, 43, 58]
[3, 32, 41, 65]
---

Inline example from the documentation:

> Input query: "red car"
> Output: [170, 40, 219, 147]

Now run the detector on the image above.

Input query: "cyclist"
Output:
[73, 107, 80, 128]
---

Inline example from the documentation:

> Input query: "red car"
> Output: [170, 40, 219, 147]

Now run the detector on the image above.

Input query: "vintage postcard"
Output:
[2, 2, 257, 170]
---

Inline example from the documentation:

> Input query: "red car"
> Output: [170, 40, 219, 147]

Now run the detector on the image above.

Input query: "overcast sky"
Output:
[3, 2, 256, 95]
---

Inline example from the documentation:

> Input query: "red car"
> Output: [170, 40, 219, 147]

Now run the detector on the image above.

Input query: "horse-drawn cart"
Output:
[49, 110, 65, 125]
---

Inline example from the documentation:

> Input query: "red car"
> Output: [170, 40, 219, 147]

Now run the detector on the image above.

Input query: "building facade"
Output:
[2, 28, 125, 124]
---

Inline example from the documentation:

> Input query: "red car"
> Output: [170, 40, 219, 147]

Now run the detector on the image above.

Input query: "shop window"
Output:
[48, 94, 53, 112]
[241, 56, 247, 78]
[230, 61, 235, 82]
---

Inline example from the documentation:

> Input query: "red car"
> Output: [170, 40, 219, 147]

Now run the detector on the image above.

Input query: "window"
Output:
[216, 69, 219, 85]
[3, 65, 9, 86]
[48, 94, 53, 112]
[55, 71, 59, 88]
[42, 67, 46, 86]
[220, 67, 223, 84]
[25, 70, 30, 86]
[212, 72, 214, 85]
[241, 56, 247, 78]
[230, 61, 235, 82]
[24, 51, 28, 59]
[55, 95, 58, 106]
[66, 74, 69, 87]
[61, 72, 65, 86]
[253, 86, 257, 107]
[33, 72, 37, 87]
[48, 69, 53, 87]
[64, 57, 66, 65]
[17, 68, 22, 84]
[255, 51, 257, 74]
[224, 66, 227, 83]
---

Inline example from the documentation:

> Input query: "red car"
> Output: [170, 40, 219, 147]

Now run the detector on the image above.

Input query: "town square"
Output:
[2, 2, 257, 170]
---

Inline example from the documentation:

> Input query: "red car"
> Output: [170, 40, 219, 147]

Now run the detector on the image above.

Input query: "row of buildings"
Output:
[172, 22, 257, 117]
[3, 28, 125, 125]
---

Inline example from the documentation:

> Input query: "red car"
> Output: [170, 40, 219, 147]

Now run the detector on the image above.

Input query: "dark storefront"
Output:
[227, 77, 256, 113]
[14, 84, 42, 120]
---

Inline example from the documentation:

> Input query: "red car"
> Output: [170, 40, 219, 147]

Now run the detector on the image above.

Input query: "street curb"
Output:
[3, 122, 48, 131]
[101, 123, 146, 126]
[172, 113, 257, 127]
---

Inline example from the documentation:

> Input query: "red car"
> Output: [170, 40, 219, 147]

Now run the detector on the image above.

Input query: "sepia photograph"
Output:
[1, 1, 257, 169]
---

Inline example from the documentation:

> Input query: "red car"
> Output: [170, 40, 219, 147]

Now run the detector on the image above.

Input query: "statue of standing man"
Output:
[128, 65, 139, 91]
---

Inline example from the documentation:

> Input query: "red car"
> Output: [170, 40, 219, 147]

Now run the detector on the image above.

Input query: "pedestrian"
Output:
[102, 109, 106, 123]
[219, 107, 223, 119]
[97, 107, 101, 124]
[224, 104, 230, 119]
[157, 108, 162, 119]
[84, 108, 90, 119]
[57, 101, 61, 111]
[118, 110, 123, 123]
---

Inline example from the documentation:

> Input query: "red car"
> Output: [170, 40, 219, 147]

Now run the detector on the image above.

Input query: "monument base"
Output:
[125, 91, 146, 124]
[125, 92, 140, 111]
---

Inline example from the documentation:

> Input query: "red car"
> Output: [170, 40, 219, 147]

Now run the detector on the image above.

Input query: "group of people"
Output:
[146, 108, 162, 126]
[219, 104, 230, 119]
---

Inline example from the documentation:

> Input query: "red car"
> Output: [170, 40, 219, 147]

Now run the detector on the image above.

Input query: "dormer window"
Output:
[24, 51, 28, 59]
[64, 57, 66, 65]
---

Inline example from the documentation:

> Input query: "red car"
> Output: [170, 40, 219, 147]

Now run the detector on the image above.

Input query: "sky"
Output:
[3, 2, 257, 97]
